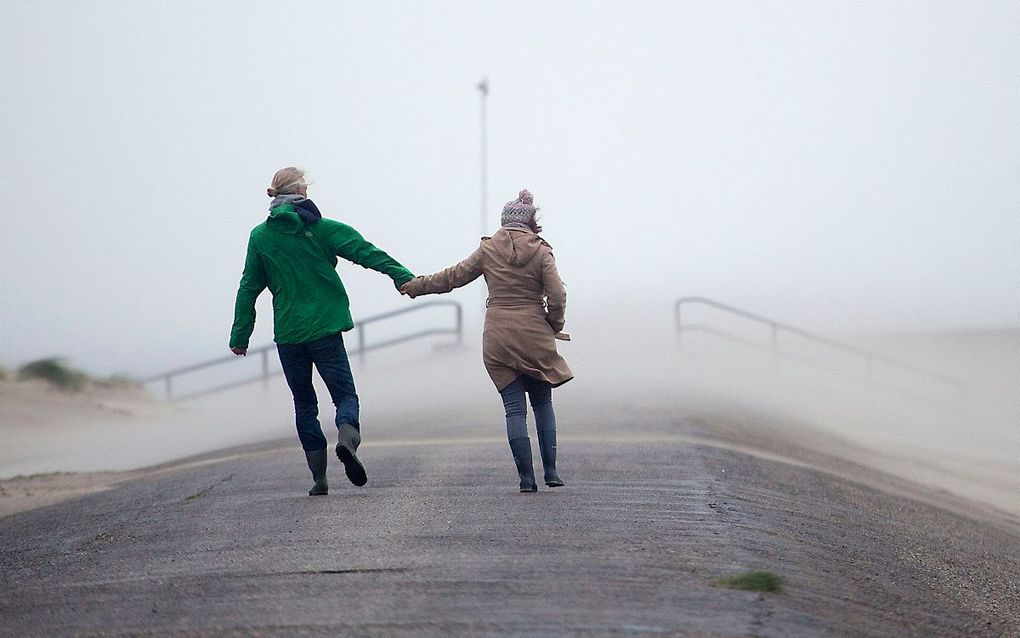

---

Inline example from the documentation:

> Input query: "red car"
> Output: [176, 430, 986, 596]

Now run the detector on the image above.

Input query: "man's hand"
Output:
[399, 282, 414, 297]
[230, 347, 247, 356]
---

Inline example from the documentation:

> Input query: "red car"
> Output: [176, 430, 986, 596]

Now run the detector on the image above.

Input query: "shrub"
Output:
[715, 570, 783, 593]
[17, 358, 89, 392]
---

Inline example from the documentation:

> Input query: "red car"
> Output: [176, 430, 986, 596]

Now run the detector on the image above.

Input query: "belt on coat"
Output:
[485, 298, 546, 308]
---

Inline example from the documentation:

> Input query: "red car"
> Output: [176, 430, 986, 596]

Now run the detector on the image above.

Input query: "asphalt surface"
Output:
[1, 419, 1018, 637]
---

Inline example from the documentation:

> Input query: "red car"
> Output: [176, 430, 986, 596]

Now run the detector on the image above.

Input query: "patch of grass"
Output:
[17, 358, 89, 392]
[715, 570, 783, 593]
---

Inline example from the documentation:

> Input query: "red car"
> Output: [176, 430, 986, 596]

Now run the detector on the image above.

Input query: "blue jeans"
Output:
[277, 332, 359, 451]
[499, 375, 555, 441]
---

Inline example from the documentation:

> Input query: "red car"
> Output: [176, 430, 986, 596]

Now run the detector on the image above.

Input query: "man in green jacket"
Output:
[230, 167, 414, 495]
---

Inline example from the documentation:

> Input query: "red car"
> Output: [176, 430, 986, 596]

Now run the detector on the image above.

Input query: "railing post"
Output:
[261, 349, 269, 389]
[456, 304, 463, 345]
[358, 324, 366, 365]
[675, 300, 683, 347]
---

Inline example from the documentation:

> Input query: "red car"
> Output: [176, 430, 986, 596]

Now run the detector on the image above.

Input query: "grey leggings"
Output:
[499, 375, 555, 440]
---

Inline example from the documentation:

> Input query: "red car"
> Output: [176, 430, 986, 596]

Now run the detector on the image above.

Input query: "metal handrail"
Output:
[143, 300, 462, 401]
[674, 296, 966, 394]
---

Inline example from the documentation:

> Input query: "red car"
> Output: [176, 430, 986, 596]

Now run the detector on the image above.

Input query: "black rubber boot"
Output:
[509, 436, 538, 493]
[304, 448, 329, 496]
[336, 423, 367, 487]
[537, 427, 564, 487]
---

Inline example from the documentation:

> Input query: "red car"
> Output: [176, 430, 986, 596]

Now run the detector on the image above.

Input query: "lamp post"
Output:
[477, 78, 489, 239]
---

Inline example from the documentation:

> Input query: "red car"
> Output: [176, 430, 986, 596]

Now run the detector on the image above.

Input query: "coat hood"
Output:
[266, 198, 323, 234]
[491, 227, 545, 267]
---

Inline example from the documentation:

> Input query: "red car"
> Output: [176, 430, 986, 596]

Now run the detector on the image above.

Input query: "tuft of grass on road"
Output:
[715, 570, 783, 593]
[183, 483, 219, 501]
[17, 358, 89, 392]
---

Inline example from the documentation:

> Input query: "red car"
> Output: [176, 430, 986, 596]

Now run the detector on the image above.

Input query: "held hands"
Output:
[230, 347, 247, 356]
[399, 280, 418, 298]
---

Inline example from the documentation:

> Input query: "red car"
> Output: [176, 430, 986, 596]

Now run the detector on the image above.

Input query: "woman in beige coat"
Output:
[401, 189, 573, 492]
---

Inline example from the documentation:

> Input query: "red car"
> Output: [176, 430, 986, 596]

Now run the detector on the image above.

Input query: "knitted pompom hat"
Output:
[501, 189, 539, 230]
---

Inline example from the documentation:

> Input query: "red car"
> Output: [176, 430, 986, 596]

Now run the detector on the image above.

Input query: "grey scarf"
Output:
[269, 193, 306, 210]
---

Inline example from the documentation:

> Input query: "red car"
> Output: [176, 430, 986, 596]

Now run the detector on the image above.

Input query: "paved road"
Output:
[1, 419, 1017, 637]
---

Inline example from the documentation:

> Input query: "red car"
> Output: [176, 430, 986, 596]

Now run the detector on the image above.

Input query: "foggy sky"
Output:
[1, 1, 1017, 377]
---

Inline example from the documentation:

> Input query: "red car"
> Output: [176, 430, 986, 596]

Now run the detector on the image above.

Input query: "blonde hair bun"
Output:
[267, 167, 306, 198]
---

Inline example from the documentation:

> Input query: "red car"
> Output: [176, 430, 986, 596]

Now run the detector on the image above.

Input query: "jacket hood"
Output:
[491, 227, 545, 267]
[266, 198, 323, 233]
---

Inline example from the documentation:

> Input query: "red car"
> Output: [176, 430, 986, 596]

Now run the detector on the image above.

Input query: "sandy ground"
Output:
[1, 326, 1017, 522]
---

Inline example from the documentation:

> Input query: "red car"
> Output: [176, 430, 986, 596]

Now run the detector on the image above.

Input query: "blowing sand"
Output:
[1, 326, 1016, 525]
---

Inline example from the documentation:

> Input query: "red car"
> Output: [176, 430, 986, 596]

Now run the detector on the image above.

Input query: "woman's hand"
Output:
[230, 347, 247, 356]
[400, 281, 417, 298]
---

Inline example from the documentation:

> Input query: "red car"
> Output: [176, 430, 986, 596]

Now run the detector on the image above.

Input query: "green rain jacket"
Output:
[229, 203, 414, 348]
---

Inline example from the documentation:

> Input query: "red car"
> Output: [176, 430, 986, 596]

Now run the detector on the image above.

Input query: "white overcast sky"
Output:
[1, 1, 1017, 376]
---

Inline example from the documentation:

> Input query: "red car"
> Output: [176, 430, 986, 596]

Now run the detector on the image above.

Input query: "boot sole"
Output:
[336, 443, 367, 487]
[308, 485, 329, 496]
[545, 480, 565, 487]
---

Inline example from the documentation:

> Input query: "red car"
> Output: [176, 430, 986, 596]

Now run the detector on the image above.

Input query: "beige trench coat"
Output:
[402, 227, 573, 392]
